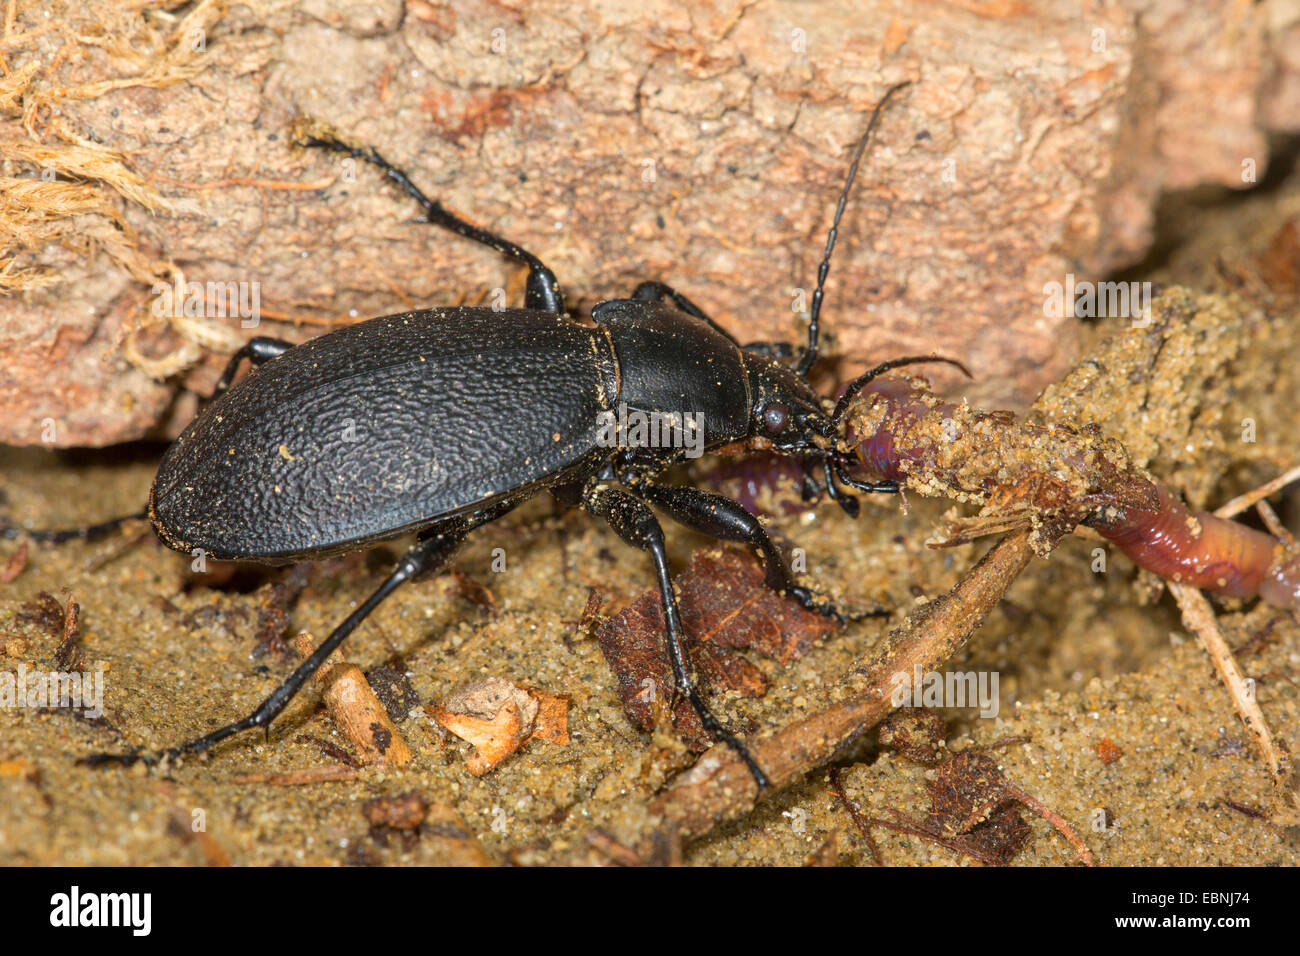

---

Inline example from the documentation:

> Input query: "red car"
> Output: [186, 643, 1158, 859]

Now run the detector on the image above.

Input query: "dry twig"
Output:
[1168, 582, 1289, 784]
[292, 632, 412, 767]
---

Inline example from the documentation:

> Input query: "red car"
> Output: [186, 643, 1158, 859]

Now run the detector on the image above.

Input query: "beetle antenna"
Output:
[798, 80, 911, 378]
[831, 354, 971, 424]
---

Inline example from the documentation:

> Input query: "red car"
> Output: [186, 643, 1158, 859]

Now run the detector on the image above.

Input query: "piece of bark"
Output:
[293, 631, 413, 766]
[3, 0, 1298, 445]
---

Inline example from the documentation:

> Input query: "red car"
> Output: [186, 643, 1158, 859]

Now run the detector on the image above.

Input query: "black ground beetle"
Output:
[9, 81, 952, 788]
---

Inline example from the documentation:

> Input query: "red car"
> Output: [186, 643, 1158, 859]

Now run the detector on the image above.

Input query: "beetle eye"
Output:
[762, 401, 790, 434]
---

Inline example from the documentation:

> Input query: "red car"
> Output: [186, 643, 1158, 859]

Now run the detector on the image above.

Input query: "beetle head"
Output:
[744, 354, 835, 454]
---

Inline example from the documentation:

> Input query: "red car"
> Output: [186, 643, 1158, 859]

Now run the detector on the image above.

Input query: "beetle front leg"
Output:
[637, 484, 886, 622]
[582, 483, 770, 789]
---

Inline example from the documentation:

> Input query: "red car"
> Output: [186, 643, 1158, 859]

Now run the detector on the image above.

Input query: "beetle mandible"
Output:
[11, 81, 956, 788]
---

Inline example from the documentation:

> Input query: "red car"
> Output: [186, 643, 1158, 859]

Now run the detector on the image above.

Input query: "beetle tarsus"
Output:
[78, 747, 151, 769]
[787, 584, 845, 621]
[685, 687, 771, 790]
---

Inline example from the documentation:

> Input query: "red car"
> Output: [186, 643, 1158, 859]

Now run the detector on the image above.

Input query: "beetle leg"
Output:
[636, 484, 883, 623]
[820, 459, 861, 518]
[1, 510, 148, 544]
[295, 131, 565, 314]
[630, 281, 739, 345]
[582, 484, 771, 790]
[81, 505, 512, 769]
[211, 336, 293, 399]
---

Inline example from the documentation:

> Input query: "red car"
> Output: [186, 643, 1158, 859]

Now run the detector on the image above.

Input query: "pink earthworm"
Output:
[698, 453, 811, 516]
[1099, 485, 1298, 609]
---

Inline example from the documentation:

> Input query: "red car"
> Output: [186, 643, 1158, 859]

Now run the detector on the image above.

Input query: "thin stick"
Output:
[827, 766, 884, 865]
[293, 632, 412, 766]
[1254, 499, 1295, 549]
[1168, 581, 1289, 783]
[1213, 464, 1300, 519]
[1002, 782, 1095, 866]
[230, 765, 360, 786]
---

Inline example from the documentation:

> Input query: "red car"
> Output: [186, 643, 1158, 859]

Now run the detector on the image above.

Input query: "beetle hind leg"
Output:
[1, 509, 149, 544]
[583, 484, 771, 789]
[81, 504, 513, 769]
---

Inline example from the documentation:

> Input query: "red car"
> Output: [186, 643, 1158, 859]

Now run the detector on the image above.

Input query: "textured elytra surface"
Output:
[150, 308, 614, 559]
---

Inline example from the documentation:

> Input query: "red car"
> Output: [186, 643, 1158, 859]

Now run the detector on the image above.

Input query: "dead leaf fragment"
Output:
[878, 708, 949, 766]
[54, 594, 84, 672]
[433, 677, 569, 775]
[529, 689, 570, 746]
[1092, 737, 1124, 765]
[596, 547, 837, 749]
[363, 791, 428, 830]
[0, 542, 28, 583]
